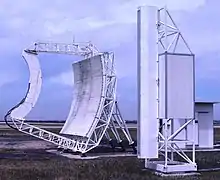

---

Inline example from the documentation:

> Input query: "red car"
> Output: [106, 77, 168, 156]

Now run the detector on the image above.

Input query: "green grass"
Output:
[0, 151, 219, 180]
[1, 128, 220, 179]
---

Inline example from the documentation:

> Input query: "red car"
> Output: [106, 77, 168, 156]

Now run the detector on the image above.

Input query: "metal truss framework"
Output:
[146, 7, 197, 173]
[5, 42, 135, 154]
[157, 8, 192, 54]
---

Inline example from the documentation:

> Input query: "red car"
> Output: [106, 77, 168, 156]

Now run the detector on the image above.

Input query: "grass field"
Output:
[1, 126, 220, 179]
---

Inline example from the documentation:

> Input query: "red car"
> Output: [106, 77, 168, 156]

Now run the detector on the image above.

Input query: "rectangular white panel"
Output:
[159, 55, 166, 119]
[186, 119, 199, 146]
[159, 53, 195, 119]
[197, 107, 213, 148]
[137, 5, 158, 158]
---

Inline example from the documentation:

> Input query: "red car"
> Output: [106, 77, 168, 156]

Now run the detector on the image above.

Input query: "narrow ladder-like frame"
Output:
[145, 7, 197, 173]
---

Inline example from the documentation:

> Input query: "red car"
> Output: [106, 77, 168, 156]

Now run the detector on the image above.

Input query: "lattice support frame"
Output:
[5, 41, 135, 154]
[145, 7, 197, 173]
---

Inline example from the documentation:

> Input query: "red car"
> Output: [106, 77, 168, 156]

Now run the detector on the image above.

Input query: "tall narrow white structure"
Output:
[137, 6, 158, 158]
[138, 5, 197, 173]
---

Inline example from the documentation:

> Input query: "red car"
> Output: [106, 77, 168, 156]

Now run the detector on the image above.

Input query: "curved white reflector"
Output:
[60, 55, 104, 137]
[10, 51, 42, 119]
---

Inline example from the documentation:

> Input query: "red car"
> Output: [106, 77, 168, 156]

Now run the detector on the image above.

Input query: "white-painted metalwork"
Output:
[158, 53, 195, 119]
[27, 42, 99, 57]
[5, 41, 135, 154]
[137, 5, 159, 159]
[138, 5, 197, 173]
[60, 55, 107, 137]
[10, 51, 42, 120]
[156, 7, 197, 173]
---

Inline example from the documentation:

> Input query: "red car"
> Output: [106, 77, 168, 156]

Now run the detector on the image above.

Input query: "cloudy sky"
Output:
[0, 0, 220, 121]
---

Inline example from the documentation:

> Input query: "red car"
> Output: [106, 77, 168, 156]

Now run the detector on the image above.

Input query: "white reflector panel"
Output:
[11, 51, 42, 119]
[60, 55, 104, 137]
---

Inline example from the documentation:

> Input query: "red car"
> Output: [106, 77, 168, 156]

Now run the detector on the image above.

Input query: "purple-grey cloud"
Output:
[2, 0, 220, 121]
